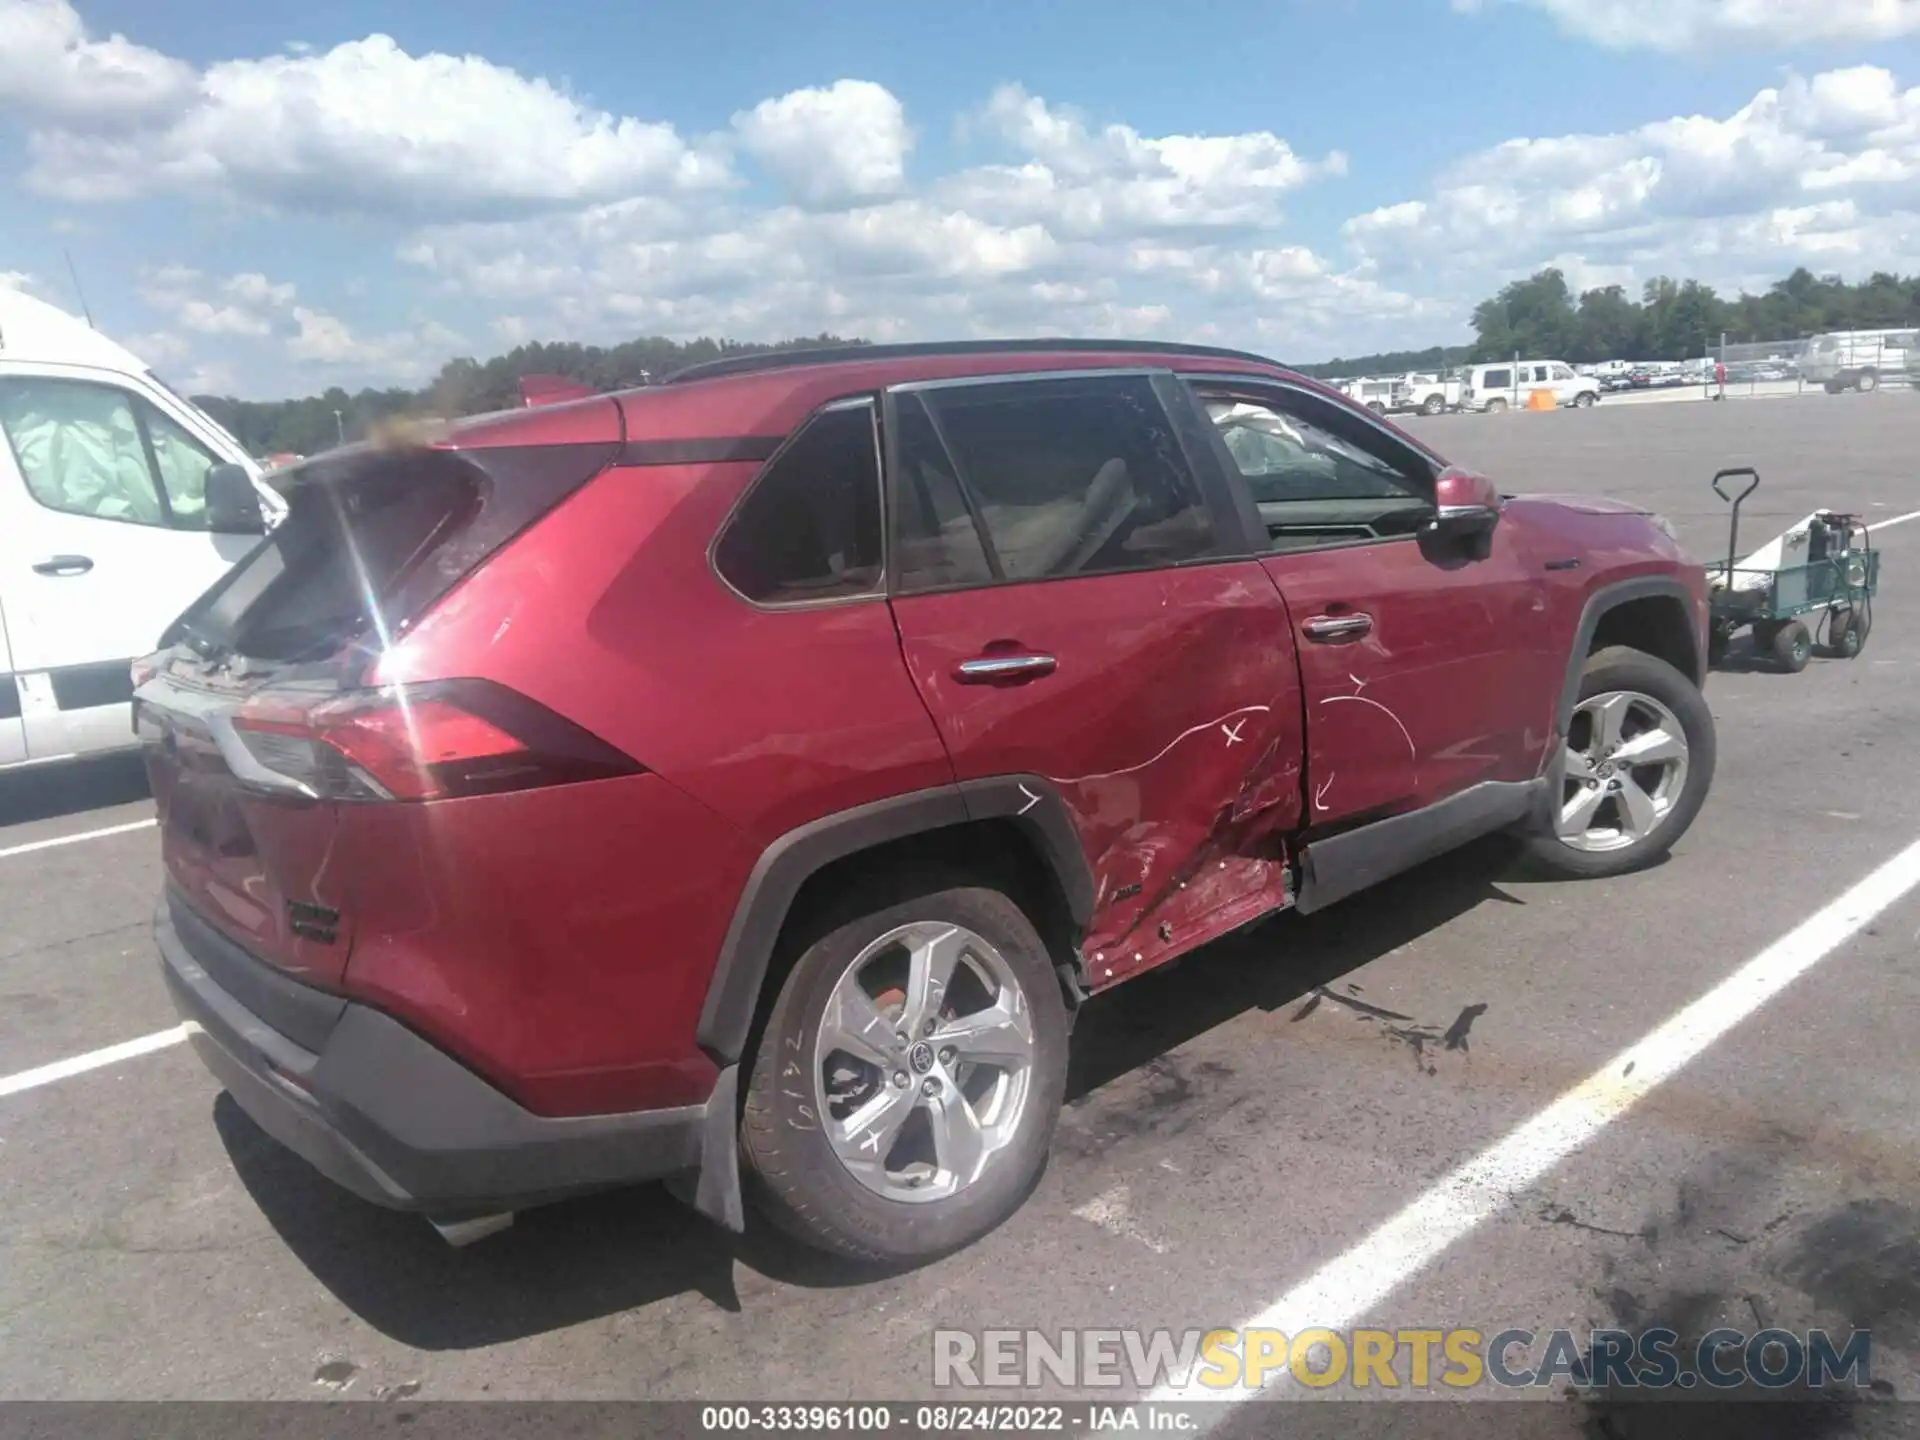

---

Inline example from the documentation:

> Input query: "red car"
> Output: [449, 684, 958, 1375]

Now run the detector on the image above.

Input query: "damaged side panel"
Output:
[889, 562, 1305, 990]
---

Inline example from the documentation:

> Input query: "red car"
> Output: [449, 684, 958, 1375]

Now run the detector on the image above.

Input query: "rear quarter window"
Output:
[712, 402, 884, 606]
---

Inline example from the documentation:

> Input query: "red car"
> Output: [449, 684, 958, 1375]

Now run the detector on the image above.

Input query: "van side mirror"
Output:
[205, 463, 266, 535]
[1424, 466, 1501, 557]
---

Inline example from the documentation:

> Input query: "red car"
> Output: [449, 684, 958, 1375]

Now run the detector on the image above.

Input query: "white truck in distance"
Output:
[1458, 360, 1602, 412]
[1397, 373, 1462, 415]
[1802, 329, 1915, 393]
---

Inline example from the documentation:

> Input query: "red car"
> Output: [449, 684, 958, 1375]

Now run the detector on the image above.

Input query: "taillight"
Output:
[229, 679, 641, 801]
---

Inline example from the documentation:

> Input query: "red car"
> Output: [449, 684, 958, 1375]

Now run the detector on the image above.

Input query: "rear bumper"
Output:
[156, 892, 739, 1222]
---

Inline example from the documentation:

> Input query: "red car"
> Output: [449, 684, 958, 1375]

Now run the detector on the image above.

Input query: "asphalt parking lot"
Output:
[4, 392, 1920, 1430]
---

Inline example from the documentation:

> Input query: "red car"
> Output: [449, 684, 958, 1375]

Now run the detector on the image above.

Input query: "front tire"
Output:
[1858, 369, 1879, 393]
[1422, 394, 1445, 416]
[1527, 646, 1716, 879]
[740, 871, 1069, 1264]
[1574, 391, 1596, 408]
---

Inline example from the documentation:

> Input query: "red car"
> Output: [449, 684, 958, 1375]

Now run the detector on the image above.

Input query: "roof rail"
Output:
[661, 337, 1294, 387]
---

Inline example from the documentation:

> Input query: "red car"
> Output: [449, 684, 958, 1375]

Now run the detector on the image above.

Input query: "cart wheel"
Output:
[1827, 609, 1866, 659]
[1707, 625, 1731, 668]
[1772, 620, 1812, 673]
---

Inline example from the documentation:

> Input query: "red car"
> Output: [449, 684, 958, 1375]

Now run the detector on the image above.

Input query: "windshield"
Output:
[1206, 399, 1424, 502]
[146, 371, 254, 463]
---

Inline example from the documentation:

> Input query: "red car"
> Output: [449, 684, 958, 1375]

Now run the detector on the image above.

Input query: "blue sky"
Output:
[3, 0, 1919, 397]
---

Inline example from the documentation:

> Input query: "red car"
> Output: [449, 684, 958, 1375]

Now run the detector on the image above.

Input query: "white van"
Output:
[0, 290, 284, 771]
[1802, 329, 1916, 393]
[1458, 359, 1600, 412]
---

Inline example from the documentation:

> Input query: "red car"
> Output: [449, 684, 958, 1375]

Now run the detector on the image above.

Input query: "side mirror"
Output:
[205, 463, 266, 535]
[1425, 466, 1501, 555]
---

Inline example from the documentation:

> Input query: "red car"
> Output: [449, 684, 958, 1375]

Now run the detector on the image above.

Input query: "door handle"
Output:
[956, 653, 1057, 683]
[1302, 613, 1373, 643]
[32, 554, 93, 577]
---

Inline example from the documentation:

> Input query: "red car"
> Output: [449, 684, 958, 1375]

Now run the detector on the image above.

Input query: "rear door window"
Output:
[892, 374, 1215, 592]
[1481, 368, 1512, 390]
[712, 401, 883, 606]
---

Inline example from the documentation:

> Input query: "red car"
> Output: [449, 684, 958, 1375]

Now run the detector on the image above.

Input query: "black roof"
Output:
[661, 337, 1294, 387]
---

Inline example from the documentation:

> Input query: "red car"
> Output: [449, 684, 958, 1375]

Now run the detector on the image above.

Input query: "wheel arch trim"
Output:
[1556, 576, 1703, 737]
[695, 777, 1092, 1065]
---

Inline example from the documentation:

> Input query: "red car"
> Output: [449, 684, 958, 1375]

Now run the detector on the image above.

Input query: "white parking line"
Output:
[0, 1025, 189, 1100]
[1868, 507, 1920, 533]
[1133, 833, 1920, 1419]
[0, 818, 156, 861]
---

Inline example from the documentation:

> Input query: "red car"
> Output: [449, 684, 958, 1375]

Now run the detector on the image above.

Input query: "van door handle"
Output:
[956, 653, 1057, 683]
[32, 554, 93, 577]
[1302, 613, 1373, 643]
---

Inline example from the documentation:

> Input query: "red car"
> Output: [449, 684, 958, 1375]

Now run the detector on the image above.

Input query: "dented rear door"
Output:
[883, 372, 1304, 989]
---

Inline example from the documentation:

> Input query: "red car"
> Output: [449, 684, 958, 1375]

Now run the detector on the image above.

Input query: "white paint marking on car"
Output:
[0, 1024, 190, 1100]
[1121, 834, 1920, 1421]
[0, 818, 156, 861]
[1867, 507, 1920, 533]
[1073, 1184, 1168, 1255]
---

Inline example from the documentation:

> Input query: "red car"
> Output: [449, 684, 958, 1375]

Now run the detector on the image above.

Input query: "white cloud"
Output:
[400, 84, 1412, 370]
[0, 270, 34, 292]
[1454, 0, 1920, 53]
[287, 306, 462, 381]
[1, 4, 732, 218]
[949, 85, 1347, 238]
[0, 0, 194, 126]
[733, 80, 912, 207]
[140, 266, 295, 337]
[119, 329, 192, 367]
[1343, 66, 1920, 309]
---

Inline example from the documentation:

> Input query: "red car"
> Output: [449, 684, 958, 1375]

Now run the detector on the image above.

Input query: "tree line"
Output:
[1463, 265, 1920, 368]
[191, 266, 1920, 455]
[194, 333, 863, 457]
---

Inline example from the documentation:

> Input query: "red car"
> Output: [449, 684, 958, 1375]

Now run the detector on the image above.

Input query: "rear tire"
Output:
[1858, 369, 1879, 393]
[1772, 620, 1812, 672]
[1824, 608, 1866, 659]
[1486, 397, 1509, 414]
[1824, 379, 1844, 394]
[1706, 624, 1731, 668]
[1527, 646, 1716, 880]
[739, 870, 1069, 1264]
[1574, 391, 1596, 408]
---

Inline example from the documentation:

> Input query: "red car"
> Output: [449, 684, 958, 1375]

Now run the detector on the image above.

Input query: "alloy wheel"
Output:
[813, 921, 1036, 1204]
[1557, 690, 1690, 853]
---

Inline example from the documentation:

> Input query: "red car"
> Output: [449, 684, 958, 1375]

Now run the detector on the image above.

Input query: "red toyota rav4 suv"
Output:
[138, 341, 1714, 1263]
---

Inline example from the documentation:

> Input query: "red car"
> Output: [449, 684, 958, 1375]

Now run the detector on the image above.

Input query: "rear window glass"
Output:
[189, 453, 482, 661]
[174, 442, 614, 663]
[1481, 368, 1512, 389]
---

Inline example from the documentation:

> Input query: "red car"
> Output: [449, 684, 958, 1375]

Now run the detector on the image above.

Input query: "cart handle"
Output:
[1711, 467, 1760, 506]
[1711, 467, 1760, 577]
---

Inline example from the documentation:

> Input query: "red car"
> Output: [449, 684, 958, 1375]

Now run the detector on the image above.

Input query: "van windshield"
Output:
[146, 372, 252, 460]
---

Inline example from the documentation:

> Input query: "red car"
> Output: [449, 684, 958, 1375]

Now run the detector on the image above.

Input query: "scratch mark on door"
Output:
[1047, 705, 1272, 785]
[1321, 693, 1417, 762]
